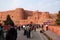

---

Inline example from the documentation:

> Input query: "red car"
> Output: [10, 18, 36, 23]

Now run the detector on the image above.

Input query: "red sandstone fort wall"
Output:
[0, 8, 58, 25]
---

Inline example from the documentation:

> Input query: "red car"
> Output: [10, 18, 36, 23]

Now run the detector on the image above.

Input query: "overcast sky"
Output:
[0, 0, 60, 13]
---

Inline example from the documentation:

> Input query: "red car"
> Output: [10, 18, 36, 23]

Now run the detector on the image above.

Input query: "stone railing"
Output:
[44, 25, 60, 36]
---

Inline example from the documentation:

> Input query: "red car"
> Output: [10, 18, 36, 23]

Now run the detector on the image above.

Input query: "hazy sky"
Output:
[0, 0, 60, 13]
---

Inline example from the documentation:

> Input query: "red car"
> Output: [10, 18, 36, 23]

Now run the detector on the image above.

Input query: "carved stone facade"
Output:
[0, 8, 57, 25]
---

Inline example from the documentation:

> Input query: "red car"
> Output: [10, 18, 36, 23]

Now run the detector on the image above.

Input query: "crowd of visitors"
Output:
[0, 23, 49, 40]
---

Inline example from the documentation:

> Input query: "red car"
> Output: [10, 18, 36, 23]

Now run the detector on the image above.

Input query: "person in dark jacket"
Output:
[0, 24, 4, 40]
[6, 25, 17, 40]
[26, 26, 32, 38]
[18, 26, 20, 30]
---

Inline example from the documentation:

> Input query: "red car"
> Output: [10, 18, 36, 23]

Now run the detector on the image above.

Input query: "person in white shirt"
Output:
[46, 24, 48, 31]
[23, 25, 27, 35]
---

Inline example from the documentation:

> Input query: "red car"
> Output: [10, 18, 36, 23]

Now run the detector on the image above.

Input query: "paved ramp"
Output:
[17, 30, 48, 40]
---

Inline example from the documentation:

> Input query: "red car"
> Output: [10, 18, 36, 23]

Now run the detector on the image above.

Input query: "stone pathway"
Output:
[17, 30, 48, 40]
[44, 30, 60, 40]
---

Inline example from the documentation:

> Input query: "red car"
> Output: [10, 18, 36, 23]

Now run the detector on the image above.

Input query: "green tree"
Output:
[4, 15, 14, 26]
[56, 11, 60, 25]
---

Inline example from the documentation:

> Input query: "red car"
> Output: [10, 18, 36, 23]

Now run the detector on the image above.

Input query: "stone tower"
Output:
[15, 8, 24, 20]
[32, 10, 39, 24]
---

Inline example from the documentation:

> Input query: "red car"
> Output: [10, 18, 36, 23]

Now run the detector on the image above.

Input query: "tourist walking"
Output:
[30, 27, 33, 38]
[0, 24, 4, 40]
[23, 25, 27, 35]
[6, 25, 17, 40]
[18, 26, 20, 30]
[46, 24, 48, 31]
[40, 24, 44, 33]
[26, 26, 31, 38]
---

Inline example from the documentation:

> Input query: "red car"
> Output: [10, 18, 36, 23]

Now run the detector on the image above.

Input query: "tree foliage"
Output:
[56, 11, 60, 25]
[4, 15, 14, 26]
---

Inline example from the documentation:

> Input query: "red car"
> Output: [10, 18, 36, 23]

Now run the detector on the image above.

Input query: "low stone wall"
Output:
[44, 25, 60, 36]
